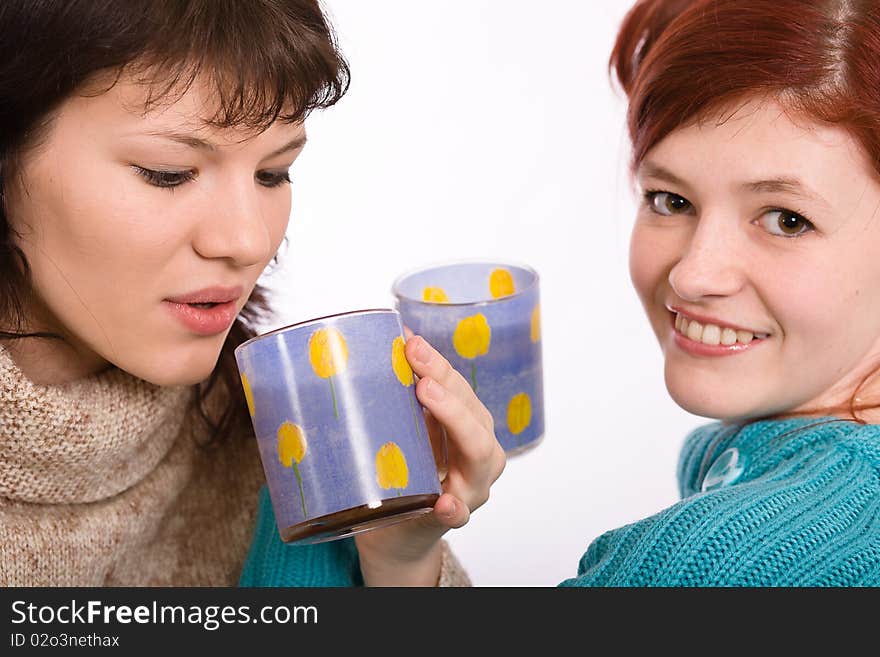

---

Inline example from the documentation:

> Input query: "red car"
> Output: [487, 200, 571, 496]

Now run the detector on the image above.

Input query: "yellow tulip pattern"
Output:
[308, 327, 349, 419]
[489, 268, 516, 298]
[392, 336, 422, 440]
[507, 393, 532, 444]
[391, 336, 413, 387]
[452, 313, 491, 392]
[278, 421, 308, 516]
[423, 286, 449, 303]
[530, 303, 541, 343]
[240, 373, 256, 418]
[376, 441, 409, 496]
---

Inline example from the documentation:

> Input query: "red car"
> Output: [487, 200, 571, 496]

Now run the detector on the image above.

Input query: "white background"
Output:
[261, 0, 706, 585]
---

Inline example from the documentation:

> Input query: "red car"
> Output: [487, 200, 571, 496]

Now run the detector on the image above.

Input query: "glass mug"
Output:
[393, 261, 544, 455]
[235, 309, 442, 544]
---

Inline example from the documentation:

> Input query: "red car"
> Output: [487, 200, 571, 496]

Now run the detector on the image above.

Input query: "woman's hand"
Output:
[353, 334, 506, 585]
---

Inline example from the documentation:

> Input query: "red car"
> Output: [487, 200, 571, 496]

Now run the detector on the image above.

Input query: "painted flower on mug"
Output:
[453, 313, 491, 392]
[507, 392, 532, 442]
[308, 327, 349, 419]
[240, 372, 256, 418]
[376, 441, 409, 496]
[530, 303, 541, 343]
[278, 421, 309, 516]
[308, 327, 349, 377]
[391, 336, 414, 387]
[489, 268, 515, 298]
[392, 335, 424, 440]
[423, 286, 449, 303]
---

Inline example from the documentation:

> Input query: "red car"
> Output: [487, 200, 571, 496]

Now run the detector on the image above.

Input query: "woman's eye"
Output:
[132, 166, 195, 188]
[132, 167, 292, 189]
[758, 209, 815, 237]
[644, 191, 691, 216]
[256, 170, 292, 188]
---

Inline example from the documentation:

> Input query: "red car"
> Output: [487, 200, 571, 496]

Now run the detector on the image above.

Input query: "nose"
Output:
[192, 178, 272, 268]
[667, 212, 747, 302]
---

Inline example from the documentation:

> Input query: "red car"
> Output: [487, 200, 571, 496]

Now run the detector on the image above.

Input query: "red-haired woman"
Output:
[560, 0, 880, 585]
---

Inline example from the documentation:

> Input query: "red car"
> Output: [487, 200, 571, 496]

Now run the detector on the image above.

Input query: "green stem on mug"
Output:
[408, 388, 422, 441]
[329, 376, 338, 419]
[470, 361, 477, 393]
[293, 462, 307, 517]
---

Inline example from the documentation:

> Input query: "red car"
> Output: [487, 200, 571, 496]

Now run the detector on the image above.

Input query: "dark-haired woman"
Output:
[557, 0, 880, 586]
[0, 1, 504, 587]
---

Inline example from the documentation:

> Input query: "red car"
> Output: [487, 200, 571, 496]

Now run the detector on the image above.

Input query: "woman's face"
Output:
[629, 97, 880, 421]
[4, 74, 305, 386]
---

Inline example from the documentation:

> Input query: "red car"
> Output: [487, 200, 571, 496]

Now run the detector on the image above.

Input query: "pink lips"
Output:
[166, 286, 243, 305]
[164, 285, 243, 336]
[669, 311, 767, 358]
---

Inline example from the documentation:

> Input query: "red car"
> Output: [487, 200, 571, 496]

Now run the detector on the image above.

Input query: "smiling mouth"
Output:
[673, 311, 769, 346]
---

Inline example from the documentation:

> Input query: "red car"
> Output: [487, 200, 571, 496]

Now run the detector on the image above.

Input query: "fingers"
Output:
[431, 493, 470, 529]
[424, 409, 448, 481]
[404, 334, 505, 521]
[405, 335, 494, 433]
[415, 375, 488, 465]
[415, 374, 506, 511]
[407, 493, 471, 536]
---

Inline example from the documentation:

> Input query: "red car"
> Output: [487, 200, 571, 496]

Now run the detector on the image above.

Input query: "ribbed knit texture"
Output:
[559, 416, 880, 586]
[1, 345, 470, 586]
[239, 485, 472, 587]
[0, 344, 265, 585]
[239, 487, 364, 586]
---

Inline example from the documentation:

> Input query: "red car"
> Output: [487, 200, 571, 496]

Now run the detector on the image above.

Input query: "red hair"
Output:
[610, 0, 880, 422]
[610, 0, 880, 176]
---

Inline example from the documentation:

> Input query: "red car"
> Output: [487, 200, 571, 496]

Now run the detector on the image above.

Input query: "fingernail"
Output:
[411, 336, 432, 365]
[425, 378, 445, 401]
[443, 499, 457, 518]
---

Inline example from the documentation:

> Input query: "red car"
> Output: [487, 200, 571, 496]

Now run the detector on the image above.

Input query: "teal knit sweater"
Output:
[239, 486, 364, 587]
[240, 416, 880, 586]
[559, 416, 880, 586]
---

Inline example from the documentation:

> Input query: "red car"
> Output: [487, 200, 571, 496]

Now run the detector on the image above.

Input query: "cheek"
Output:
[760, 254, 880, 388]
[17, 153, 181, 262]
[628, 223, 671, 304]
[264, 192, 292, 253]
[765, 256, 868, 341]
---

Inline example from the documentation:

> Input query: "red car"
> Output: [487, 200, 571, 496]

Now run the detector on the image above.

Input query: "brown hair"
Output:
[0, 0, 349, 443]
[610, 0, 880, 423]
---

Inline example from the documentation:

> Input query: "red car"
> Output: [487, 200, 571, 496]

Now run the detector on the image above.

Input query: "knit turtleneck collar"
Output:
[0, 345, 192, 504]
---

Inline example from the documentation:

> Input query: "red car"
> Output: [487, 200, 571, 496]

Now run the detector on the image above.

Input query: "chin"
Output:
[124, 347, 224, 387]
[664, 369, 765, 421]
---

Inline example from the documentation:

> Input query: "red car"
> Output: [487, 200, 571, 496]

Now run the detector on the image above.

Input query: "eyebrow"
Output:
[638, 161, 831, 207]
[145, 130, 308, 158]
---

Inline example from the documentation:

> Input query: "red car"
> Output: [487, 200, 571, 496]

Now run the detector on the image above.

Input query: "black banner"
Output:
[0, 586, 868, 651]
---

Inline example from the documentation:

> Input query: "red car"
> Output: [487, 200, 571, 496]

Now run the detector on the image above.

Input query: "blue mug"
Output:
[235, 309, 442, 544]
[393, 261, 544, 455]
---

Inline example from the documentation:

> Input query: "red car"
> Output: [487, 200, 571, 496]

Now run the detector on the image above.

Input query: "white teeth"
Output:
[674, 312, 765, 346]
[701, 324, 721, 346]
[721, 328, 738, 345]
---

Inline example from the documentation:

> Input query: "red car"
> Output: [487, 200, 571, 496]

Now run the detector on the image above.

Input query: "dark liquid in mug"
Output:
[280, 493, 440, 544]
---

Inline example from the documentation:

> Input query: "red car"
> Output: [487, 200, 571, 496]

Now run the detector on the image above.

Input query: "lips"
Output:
[666, 308, 770, 358]
[163, 285, 244, 336]
[166, 285, 243, 305]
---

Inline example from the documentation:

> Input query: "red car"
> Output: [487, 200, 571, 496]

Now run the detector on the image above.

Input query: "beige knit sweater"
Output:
[0, 345, 470, 586]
